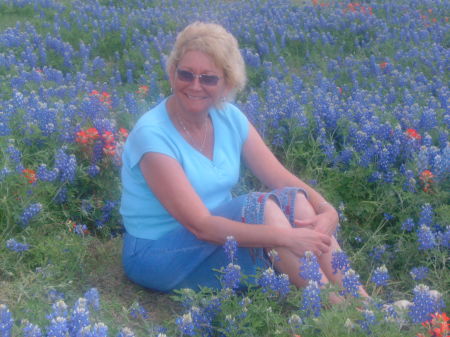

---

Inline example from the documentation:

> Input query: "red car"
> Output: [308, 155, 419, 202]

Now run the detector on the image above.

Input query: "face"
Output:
[169, 50, 229, 115]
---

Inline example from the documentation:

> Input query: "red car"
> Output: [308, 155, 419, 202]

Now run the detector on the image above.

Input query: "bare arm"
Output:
[139, 152, 331, 256]
[243, 123, 339, 234]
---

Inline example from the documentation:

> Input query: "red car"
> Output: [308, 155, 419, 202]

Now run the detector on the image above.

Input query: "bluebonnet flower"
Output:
[55, 147, 77, 183]
[410, 266, 429, 281]
[86, 164, 100, 177]
[84, 288, 100, 311]
[223, 236, 238, 264]
[342, 269, 361, 298]
[130, 303, 149, 320]
[258, 267, 277, 292]
[301, 280, 321, 317]
[20, 203, 42, 227]
[369, 244, 389, 262]
[417, 225, 436, 250]
[68, 298, 90, 336]
[36, 164, 58, 182]
[299, 251, 322, 283]
[0, 167, 11, 181]
[175, 312, 195, 336]
[54, 186, 68, 204]
[288, 313, 302, 330]
[222, 263, 241, 290]
[331, 249, 350, 274]
[6, 238, 30, 252]
[117, 327, 135, 337]
[79, 322, 108, 337]
[358, 309, 377, 334]
[189, 306, 212, 335]
[401, 218, 415, 232]
[382, 304, 399, 323]
[95, 200, 118, 229]
[46, 316, 69, 337]
[21, 320, 42, 337]
[258, 268, 291, 297]
[47, 300, 68, 320]
[371, 265, 390, 287]
[408, 284, 444, 323]
[418, 203, 434, 227]
[0, 304, 14, 337]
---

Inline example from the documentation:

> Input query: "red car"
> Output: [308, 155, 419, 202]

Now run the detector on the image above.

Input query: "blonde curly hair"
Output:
[166, 21, 247, 101]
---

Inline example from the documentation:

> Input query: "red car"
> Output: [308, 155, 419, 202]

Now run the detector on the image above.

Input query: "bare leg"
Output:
[293, 193, 369, 298]
[263, 197, 330, 288]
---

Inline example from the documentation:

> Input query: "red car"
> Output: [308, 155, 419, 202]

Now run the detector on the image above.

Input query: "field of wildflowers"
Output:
[0, 0, 449, 336]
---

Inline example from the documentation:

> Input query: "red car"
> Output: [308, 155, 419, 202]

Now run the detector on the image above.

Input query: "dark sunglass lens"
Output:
[177, 69, 194, 82]
[200, 75, 219, 86]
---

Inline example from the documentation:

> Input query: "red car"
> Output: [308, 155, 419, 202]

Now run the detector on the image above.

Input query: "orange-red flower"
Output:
[119, 128, 129, 139]
[406, 128, 422, 140]
[103, 144, 116, 156]
[85, 127, 99, 140]
[137, 85, 149, 95]
[22, 169, 37, 184]
[420, 312, 449, 337]
[76, 130, 89, 144]
[380, 62, 389, 69]
[102, 131, 115, 144]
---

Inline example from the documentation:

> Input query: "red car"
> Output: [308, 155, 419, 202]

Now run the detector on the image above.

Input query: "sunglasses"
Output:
[176, 68, 220, 86]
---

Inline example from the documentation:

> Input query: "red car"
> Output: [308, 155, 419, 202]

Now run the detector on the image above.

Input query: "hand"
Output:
[294, 210, 339, 237]
[286, 227, 332, 257]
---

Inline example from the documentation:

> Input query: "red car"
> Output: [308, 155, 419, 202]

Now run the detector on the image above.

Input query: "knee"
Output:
[264, 197, 291, 227]
[295, 193, 316, 220]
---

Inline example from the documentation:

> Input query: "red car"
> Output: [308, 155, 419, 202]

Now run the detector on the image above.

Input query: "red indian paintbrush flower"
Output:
[22, 169, 37, 184]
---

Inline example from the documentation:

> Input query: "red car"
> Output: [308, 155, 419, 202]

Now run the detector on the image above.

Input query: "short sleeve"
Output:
[124, 124, 180, 169]
[226, 103, 249, 145]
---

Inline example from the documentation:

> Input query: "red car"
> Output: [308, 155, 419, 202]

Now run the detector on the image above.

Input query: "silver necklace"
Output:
[176, 113, 209, 152]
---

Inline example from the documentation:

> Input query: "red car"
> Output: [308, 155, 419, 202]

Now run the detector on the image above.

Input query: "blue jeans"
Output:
[122, 187, 307, 292]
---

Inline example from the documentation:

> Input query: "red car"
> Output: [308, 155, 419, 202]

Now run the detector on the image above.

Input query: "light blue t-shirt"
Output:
[120, 98, 249, 240]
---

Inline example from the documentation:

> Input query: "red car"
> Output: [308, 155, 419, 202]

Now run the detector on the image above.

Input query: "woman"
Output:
[120, 21, 366, 299]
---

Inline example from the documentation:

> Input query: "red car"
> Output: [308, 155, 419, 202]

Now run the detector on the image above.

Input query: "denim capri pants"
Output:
[122, 187, 307, 292]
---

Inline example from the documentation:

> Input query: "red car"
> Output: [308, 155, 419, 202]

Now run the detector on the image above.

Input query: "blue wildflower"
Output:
[20, 203, 42, 227]
[84, 288, 100, 311]
[175, 312, 195, 336]
[47, 300, 68, 320]
[288, 314, 303, 329]
[342, 269, 361, 298]
[117, 327, 135, 337]
[6, 238, 30, 252]
[129, 302, 149, 320]
[22, 320, 42, 337]
[358, 309, 377, 334]
[410, 266, 429, 281]
[46, 317, 69, 337]
[299, 251, 322, 283]
[408, 284, 444, 323]
[401, 218, 415, 232]
[0, 304, 14, 337]
[301, 280, 321, 317]
[417, 225, 436, 250]
[68, 298, 90, 336]
[331, 249, 350, 274]
[418, 204, 434, 227]
[371, 265, 390, 287]
[222, 263, 241, 290]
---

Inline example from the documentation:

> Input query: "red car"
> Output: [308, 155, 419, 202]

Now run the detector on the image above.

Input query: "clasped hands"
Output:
[288, 208, 339, 258]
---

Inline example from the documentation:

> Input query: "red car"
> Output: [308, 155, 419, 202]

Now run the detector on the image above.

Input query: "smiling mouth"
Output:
[186, 94, 208, 100]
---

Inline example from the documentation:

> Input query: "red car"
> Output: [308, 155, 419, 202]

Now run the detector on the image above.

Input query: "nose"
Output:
[189, 76, 202, 89]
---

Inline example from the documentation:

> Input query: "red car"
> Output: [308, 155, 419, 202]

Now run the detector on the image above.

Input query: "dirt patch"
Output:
[85, 237, 180, 323]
